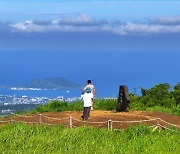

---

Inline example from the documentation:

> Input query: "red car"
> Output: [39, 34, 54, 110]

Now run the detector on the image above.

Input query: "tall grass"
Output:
[95, 98, 117, 110]
[27, 98, 180, 116]
[28, 99, 117, 114]
[28, 100, 83, 114]
[0, 123, 179, 154]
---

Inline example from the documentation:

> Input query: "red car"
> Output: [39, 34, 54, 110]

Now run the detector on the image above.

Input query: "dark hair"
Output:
[87, 80, 91, 84]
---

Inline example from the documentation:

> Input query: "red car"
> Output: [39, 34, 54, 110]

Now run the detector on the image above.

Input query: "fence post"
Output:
[39, 114, 42, 124]
[108, 119, 112, 131]
[69, 115, 73, 129]
[153, 117, 161, 131]
[157, 117, 160, 127]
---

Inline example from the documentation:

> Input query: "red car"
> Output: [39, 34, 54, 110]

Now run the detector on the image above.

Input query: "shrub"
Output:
[36, 100, 68, 112]
[68, 100, 83, 111]
[95, 98, 117, 110]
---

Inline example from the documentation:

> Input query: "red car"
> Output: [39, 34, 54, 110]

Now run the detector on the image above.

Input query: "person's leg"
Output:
[87, 107, 91, 119]
[91, 101, 93, 110]
[91, 98, 94, 110]
[83, 107, 89, 120]
[81, 107, 86, 119]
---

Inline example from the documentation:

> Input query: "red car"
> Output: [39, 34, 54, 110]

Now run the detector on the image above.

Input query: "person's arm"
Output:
[93, 86, 96, 96]
[82, 85, 87, 94]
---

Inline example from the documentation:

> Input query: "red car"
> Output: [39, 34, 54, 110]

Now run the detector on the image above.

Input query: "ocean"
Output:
[0, 88, 81, 99]
[1, 51, 179, 98]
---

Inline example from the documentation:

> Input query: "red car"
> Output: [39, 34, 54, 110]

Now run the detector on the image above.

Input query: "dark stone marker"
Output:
[116, 85, 130, 112]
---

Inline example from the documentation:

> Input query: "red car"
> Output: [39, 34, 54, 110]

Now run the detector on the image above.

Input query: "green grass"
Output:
[1, 98, 180, 153]
[0, 123, 179, 154]
[145, 105, 180, 116]
[94, 98, 117, 110]
[27, 99, 117, 114]
[26, 98, 180, 117]
[27, 100, 83, 114]
[130, 104, 180, 116]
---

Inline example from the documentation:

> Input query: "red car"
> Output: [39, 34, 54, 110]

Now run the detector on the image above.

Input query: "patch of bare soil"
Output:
[1, 110, 180, 129]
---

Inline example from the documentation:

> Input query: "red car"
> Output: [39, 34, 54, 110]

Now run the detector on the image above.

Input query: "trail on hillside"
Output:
[1, 110, 180, 129]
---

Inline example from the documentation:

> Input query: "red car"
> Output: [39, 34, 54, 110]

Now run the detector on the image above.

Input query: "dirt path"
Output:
[1, 110, 180, 129]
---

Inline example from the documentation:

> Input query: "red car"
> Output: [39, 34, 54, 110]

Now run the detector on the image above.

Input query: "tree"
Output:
[172, 82, 180, 106]
[140, 83, 172, 107]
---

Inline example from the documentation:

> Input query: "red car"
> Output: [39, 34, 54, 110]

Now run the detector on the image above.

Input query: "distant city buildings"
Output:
[0, 95, 64, 105]
[0, 94, 80, 116]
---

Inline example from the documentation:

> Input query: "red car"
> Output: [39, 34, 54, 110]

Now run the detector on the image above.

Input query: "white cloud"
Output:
[155, 16, 180, 25]
[10, 20, 48, 32]
[52, 13, 92, 25]
[9, 14, 180, 35]
[10, 20, 100, 33]
[112, 23, 180, 35]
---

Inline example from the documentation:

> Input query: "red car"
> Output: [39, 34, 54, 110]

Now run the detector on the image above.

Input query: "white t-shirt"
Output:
[82, 92, 93, 107]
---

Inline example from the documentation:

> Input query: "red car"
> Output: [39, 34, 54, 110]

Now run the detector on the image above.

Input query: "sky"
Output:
[0, 0, 180, 96]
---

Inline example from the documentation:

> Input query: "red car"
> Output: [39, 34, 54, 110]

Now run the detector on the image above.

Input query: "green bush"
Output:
[30, 99, 117, 113]
[140, 83, 172, 107]
[36, 100, 69, 112]
[68, 100, 83, 111]
[172, 83, 180, 106]
[129, 94, 145, 110]
[95, 98, 117, 110]
[129, 83, 180, 114]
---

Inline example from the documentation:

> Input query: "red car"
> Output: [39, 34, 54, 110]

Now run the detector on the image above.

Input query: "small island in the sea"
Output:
[10, 77, 81, 90]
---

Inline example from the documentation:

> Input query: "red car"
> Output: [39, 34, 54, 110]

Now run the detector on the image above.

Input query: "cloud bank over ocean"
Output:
[0, 0, 180, 52]
[7, 14, 180, 35]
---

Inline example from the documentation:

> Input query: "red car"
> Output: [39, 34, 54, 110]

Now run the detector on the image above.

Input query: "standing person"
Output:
[81, 88, 93, 120]
[82, 80, 96, 110]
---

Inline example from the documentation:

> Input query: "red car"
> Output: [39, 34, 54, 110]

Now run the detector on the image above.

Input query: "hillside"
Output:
[1, 110, 180, 129]
[0, 113, 179, 154]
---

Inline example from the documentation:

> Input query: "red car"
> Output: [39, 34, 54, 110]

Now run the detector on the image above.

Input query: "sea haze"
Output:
[0, 51, 180, 97]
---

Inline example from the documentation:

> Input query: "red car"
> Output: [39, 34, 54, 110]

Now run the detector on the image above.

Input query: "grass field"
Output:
[1, 95, 180, 154]
[0, 123, 179, 154]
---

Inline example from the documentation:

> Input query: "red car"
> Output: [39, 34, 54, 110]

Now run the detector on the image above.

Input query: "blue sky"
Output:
[0, 0, 180, 96]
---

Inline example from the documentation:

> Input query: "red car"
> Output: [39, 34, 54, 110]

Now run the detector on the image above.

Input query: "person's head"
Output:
[87, 80, 91, 84]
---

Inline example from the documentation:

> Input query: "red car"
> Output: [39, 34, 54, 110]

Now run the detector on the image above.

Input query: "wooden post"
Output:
[69, 116, 73, 129]
[39, 114, 42, 124]
[108, 119, 112, 131]
[153, 118, 161, 131]
[157, 118, 160, 127]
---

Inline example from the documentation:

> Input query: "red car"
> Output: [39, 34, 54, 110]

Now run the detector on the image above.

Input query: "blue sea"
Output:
[0, 88, 81, 99]
[0, 87, 119, 99]
[0, 51, 179, 99]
